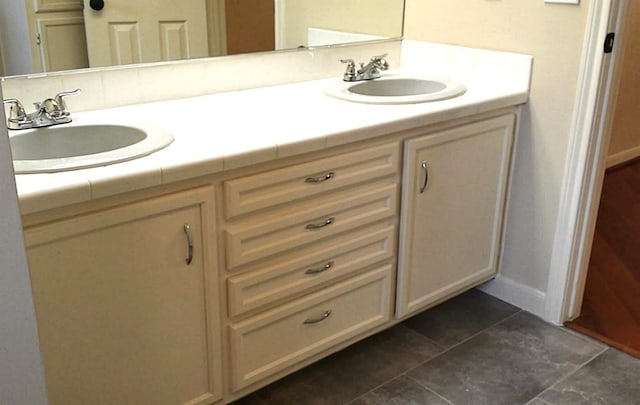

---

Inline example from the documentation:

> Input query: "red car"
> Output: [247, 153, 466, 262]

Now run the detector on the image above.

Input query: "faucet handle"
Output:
[3, 98, 32, 129]
[340, 59, 357, 81]
[54, 88, 81, 112]
[370, 54, 389, 70]
[3, 98, 27, 117]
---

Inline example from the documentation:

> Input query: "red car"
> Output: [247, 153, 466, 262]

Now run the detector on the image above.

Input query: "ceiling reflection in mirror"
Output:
[0, 0, 404, 78]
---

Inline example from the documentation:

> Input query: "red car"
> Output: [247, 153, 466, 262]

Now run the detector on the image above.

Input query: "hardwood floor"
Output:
[566, 159, 640, 358]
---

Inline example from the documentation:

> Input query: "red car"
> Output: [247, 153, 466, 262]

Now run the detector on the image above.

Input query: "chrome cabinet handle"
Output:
[420, 160, 430, 194]
[303, 310, 332, 324]
[305, 261, 334, 275]
[184, 223, 194, 265]
[304, 172, 334, 184]
[305, 217, 334, 230]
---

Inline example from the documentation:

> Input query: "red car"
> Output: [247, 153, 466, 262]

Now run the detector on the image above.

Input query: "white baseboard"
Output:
[478, 275, 546, 319]
[606, 145, 640, 168]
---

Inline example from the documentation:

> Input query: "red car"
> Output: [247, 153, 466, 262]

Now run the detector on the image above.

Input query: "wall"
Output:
[607, 0, 640, 167]
[0, 1, 33, 75]
[0, 87, 48, 404]
[277, 0, 403, 49]
[404, 0, 590, 315]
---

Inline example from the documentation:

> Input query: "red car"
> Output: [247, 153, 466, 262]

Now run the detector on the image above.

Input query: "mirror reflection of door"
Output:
[225, 0, 274, 55]
[83, 0, 210, 67]
[23, 0, 90, 74]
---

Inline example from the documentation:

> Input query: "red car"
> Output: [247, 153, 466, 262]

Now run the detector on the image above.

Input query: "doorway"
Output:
[566, 159, 640, 357]
[565, 1, 640, 356]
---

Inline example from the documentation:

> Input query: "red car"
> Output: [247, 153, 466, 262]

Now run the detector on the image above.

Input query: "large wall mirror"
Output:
[0, 0, 404, 78]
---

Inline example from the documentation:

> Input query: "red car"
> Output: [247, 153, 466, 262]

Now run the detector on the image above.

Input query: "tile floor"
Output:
[234, 289, 640, 404]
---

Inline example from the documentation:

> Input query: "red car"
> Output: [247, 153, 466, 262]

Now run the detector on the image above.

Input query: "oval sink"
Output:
[10, 124, 174, 174]
[324, 75, 466, 104]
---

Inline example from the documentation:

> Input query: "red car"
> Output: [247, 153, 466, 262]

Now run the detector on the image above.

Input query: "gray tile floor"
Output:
[235, 289, 640, 405]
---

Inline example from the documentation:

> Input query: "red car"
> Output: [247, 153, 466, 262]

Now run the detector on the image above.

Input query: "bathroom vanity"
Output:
[11, 41, 531, 404]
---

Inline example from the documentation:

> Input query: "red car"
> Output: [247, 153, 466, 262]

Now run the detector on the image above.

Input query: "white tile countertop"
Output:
[13, 41, 533, 215]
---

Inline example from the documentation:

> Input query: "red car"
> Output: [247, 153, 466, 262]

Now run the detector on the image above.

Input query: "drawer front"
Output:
[227, 224, 396, 318]
[224, 184, 398, 269]
[228, 265, 392, 391]
[224, 143, 400, 219]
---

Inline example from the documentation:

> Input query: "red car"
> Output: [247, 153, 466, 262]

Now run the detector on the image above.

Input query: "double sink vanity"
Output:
[6, 40, 532, 404]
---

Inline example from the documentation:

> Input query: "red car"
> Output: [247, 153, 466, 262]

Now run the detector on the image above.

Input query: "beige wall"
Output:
[404, 0, 590, 297]
[279, 0, 403, 49]
[607, 0, 640, 164]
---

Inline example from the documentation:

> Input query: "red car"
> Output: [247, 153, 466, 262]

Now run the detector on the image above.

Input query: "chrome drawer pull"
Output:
[420, 160, 430, 194]
[304, 261, 334, 275]
[305, 217, 335, 230]
[184, 223, 194, 265]
[304, 171, 335, 184]
[303, 310, 332, 324]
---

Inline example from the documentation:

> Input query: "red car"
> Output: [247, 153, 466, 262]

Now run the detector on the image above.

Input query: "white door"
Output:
[83, 0, 209, 67]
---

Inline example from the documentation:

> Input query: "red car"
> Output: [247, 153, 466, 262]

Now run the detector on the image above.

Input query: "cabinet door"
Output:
[396, 115, 515, 318]
[24, 187, 221, 405]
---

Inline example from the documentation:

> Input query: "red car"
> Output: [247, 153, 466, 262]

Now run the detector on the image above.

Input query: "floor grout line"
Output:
[404, 308, 525, 371]
[405, 373, 455, 404]
[343, 323, 448, 404]
[533, 346, 610, 402]
[387, 308, 526, 404]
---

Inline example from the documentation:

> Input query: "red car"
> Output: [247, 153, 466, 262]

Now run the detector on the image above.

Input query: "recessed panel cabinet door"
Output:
[396, 115, 515, 318]
[83, 0, 209, 67]
[24, 187, 221, 405]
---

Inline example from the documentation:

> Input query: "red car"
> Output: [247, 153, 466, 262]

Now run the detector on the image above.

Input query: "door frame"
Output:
[544, 0, 629, 324]
[0, 37, 5, 76]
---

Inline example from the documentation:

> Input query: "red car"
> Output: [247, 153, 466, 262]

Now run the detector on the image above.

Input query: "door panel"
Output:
[35, 14, 89, 72]
[83, 0, 209, 67]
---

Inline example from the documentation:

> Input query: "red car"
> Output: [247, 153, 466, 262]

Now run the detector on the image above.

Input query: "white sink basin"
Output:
[324, 75, 466, 104]
[10, 124, 174, 174]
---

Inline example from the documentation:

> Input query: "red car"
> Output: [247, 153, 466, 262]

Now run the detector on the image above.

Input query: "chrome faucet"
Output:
[340, 54, 389, 82]
[3, 89, 81, 130]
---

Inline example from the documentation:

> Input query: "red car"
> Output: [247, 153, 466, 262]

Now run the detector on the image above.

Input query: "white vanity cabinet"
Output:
[23, 186, 223, 405]
[19, 109, 522, 403]
[221, 143, 401, 392]
[396, 114, 516, 318]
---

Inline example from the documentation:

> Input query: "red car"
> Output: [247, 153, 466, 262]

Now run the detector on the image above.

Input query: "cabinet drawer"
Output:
[228, 265, 392, 391]
[224, 143, 400, 219]
[225, 183, 398, 269]
[227, 224, 396, 318]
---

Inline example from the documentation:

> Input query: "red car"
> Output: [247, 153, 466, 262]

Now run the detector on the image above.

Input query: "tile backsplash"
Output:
[2, 40, 401, 115]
